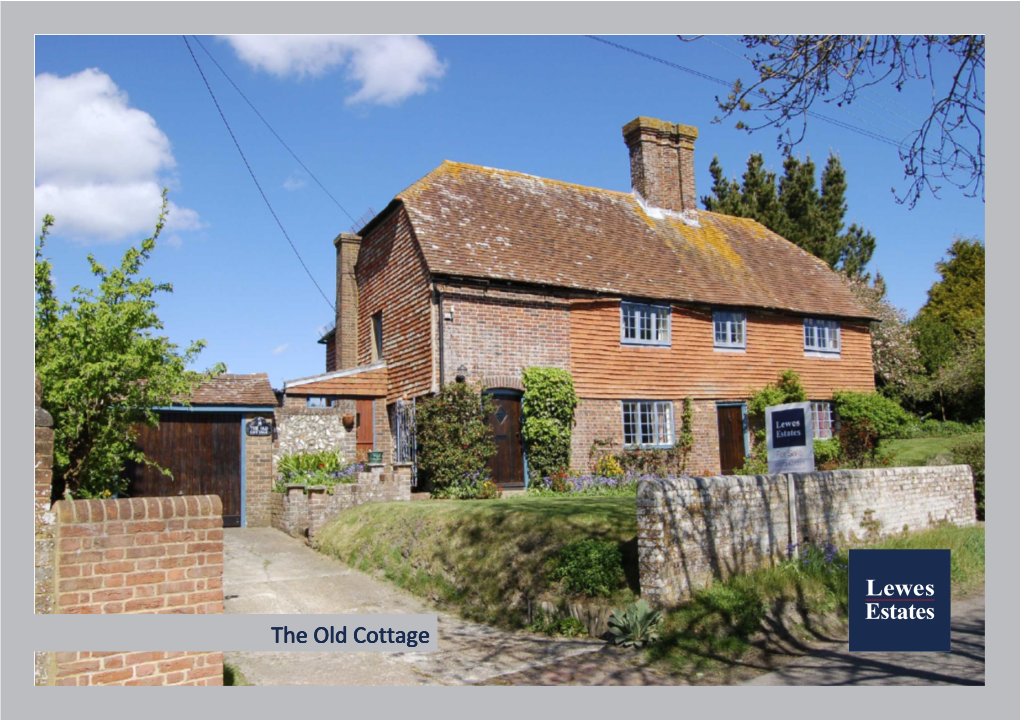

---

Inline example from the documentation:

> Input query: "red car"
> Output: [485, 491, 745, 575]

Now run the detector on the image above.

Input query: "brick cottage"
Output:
[286, 117, 876, 487]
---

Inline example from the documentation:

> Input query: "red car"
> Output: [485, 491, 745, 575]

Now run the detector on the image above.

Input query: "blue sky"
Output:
[34, 35, 985, 388]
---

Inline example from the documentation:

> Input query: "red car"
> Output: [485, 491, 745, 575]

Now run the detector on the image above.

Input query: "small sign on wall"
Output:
[246, 417, 273, 437]
[766, 402, 814, 474]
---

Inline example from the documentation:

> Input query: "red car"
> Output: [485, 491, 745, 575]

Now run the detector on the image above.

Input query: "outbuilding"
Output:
[125, 373, 277, 527]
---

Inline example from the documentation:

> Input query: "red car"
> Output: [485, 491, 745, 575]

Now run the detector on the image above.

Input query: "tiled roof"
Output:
[395, 161, 873, 319]
[175, 373, 277, 407]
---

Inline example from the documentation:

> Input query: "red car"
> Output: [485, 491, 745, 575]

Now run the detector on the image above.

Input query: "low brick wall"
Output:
[53, 495, 224, 615]
[638, 465, 977, 607]
[272, 463, 412, 539]
[47, 651, 224, 687]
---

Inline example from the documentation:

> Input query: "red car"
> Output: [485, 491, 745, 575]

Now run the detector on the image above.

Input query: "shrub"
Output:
[952, 437, 985, 520]
[832, 390, 912, 440]
[432, 472, 484, 500]
[416, 383, 496, 493]
[521, 368, 579, 482]
[896, 418, 984, 439]
[814, 438, 842, 468]
[477, 480, 503, 500]
[593, 454, 624, 479]
[607, 599, 663, 648]
[527, 611, 589, 638]
[551, 539, 625, 597]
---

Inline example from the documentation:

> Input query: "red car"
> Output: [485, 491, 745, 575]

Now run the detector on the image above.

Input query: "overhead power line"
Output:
[182, 35, 335, 312]
[189, 35, 358, 226]
[585, 35, 904, 149]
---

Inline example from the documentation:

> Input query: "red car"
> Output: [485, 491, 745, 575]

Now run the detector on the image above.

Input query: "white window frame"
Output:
[810, 401, 836, 440]
[306, 396, 336, 409]
[713, 310, 747, 350]
[804, 318, 841, 356]
[621, 301, 671, 347]
[622, 400, 675, 448]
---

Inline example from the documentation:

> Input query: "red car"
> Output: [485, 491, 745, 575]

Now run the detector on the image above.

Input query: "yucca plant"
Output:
[607, 599, 663, 648]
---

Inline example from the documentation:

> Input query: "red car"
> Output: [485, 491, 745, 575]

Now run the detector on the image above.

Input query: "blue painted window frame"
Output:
[713, 310, 747, 350]
[621, 301, 671, 347]
[622, 400, 675, 448]
[804, 318, 841, 355]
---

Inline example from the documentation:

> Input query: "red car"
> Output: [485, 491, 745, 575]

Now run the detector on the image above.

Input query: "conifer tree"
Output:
[703, 152, 876, 277]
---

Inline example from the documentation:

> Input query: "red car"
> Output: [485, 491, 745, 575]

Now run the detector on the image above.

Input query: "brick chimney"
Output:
[623, 117, 699, 216]
[334, 232, 361, 370]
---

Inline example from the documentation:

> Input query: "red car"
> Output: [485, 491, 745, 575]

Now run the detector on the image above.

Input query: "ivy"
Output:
[415, 382, 496, 495]
[521, 367, 579, 482]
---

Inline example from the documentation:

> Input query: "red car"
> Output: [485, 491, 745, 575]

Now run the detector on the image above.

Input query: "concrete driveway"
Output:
[743, 591, 985, 686]
[222, 528, 602, 686]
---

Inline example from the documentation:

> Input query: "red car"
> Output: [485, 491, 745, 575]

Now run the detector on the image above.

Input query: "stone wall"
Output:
[274, 401, 357, 467]
[272, 463, 412, 539]
[638, 466, 977, 607]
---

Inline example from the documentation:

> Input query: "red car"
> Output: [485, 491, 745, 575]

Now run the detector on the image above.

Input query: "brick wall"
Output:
[53, 495, 224, 615]
[438, 284, 571, 390]
[244, 412, 275, 528]
[623, 117, 699, 215]
[272, 464, 412, 539]
[49, 651, 223, 686]
[638, 466, 978, 606]
[335, 233, 361, 370]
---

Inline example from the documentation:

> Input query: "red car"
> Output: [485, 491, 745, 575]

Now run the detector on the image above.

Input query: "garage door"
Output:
[127, 412, 243, 527]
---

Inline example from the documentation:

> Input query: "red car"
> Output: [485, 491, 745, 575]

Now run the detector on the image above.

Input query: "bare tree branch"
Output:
[683, 35, 984, 208]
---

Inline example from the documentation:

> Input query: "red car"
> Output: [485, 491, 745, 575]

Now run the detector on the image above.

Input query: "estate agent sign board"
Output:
[766, 401, 815, 474]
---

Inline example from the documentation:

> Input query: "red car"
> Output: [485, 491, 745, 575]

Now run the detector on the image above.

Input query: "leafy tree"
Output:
[917, 237, 985, 338]
[35, 192, 223, 499]
[685, 35, 985, 207]
[841, 272, 923, 396]
[703, 152, 876, 276]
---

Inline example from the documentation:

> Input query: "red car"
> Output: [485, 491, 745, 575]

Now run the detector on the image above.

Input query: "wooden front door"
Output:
[717, 405, 747, 476]
[127, 412, 243, 526]
[486, 393, 524, 487]
[356, 399, 374, 461]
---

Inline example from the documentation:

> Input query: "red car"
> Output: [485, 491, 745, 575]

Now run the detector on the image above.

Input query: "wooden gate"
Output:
[126, 412, 243, 527]
[485, 392, 525, 487]
[716, 404, 747, 476]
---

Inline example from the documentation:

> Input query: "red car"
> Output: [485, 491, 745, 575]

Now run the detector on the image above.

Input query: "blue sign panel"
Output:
[850, 549, 951, 652]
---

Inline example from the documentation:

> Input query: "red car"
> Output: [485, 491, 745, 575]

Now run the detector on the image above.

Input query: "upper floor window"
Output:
[623, 400, 674, 448]
[804, 318, 841, 355]
[371, 311, 383, 361]
[713, 310, 746, 349]
[621, 301, 671, 346]
[811, 401, 836, 439]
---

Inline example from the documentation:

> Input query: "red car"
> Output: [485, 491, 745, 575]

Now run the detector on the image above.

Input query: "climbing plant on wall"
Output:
[521, 367, 579, 482]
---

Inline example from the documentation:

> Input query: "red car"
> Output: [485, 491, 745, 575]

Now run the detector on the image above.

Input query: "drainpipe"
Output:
[437, 285, 445, 389]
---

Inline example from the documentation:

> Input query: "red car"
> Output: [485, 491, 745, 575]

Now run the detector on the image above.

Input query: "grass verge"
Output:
[881, 433, 984, 467]
[314, 496, 638, 627]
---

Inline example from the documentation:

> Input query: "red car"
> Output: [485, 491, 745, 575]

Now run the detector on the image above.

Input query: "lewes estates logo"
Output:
[850, 549, 951, 652]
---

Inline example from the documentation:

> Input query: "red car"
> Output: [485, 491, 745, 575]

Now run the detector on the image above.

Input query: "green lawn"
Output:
[880, 432, 984, 467]
[314, 496, 638, 628]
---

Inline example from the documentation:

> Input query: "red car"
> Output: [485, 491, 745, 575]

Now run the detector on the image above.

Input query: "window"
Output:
[623, 401, 674, 447]
[621, 302, 671, 346]
[371, 311, 383, 361]
[804, 318, 841, 354]
[811, 401, 836, 439]
[713, 310, 746, 349]
[306, 396, 336, 409]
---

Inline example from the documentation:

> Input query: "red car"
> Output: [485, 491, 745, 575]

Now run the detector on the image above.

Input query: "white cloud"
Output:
[219, 35, 446, 105]
[272, 343, 289, 355]
[283, 175, 306, 191]
[35, 68, 201, 243]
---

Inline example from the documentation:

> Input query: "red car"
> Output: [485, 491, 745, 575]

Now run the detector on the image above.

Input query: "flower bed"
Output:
[526, 470, 648, 497]
[273, 448, 363, 493]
